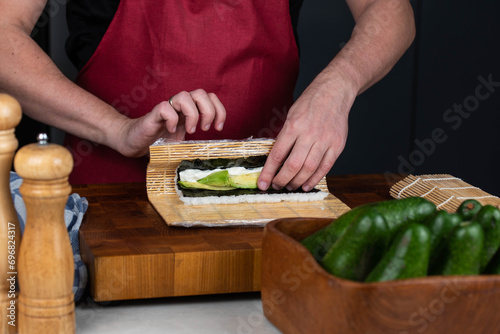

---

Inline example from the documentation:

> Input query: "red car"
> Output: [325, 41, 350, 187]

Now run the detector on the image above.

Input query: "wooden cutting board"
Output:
[77, 175, 401, 302]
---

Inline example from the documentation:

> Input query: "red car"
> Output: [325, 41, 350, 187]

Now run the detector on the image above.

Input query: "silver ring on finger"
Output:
[168, 96, 179, 112]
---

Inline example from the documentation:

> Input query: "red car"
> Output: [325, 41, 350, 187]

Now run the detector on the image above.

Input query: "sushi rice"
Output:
[175, 165, 329, 205]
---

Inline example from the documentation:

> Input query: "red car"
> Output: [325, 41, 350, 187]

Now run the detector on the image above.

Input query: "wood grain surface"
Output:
[15, 140, 75, 334]
[77, 174, 403, 302]
[0, 93, 21, 334]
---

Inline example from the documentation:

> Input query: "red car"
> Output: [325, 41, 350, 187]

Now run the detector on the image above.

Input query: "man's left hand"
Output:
[258, 75, 356, 192]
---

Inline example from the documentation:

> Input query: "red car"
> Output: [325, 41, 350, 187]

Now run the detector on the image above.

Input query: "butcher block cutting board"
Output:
[77, 183, 353, 302]
[78, 182, 265, 301]
[77, 173, 397, 302]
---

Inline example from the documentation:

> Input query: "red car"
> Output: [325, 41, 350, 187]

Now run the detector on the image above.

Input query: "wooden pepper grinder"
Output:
[15, 133, 75, 334]
[0, 94, 22, 334]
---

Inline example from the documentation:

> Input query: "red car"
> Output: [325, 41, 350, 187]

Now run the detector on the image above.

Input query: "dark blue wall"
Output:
[412, 0, 500, 195]
[296, 0, 500, 195]
[295, 0, 416, 175]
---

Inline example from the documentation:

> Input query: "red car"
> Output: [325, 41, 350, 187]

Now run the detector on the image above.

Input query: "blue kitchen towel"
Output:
[9, 171, 89, 302]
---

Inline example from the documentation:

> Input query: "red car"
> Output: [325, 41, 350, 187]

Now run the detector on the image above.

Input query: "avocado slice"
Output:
[179, 169, 262, 191]
[228, 172, 260, 189]
[196, 170, 231, 187]
[178, 181, 236, 191]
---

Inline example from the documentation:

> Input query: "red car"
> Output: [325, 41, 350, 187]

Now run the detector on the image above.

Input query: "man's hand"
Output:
[116, 89, 226, 158]
[0, 0, 226, 160]
[258, 74, 354, 192]
[259, 0, 415, 191]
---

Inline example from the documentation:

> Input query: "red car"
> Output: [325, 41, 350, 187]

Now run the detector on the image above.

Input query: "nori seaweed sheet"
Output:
[177, 155, 320, 198]
[177, 155, 268, 172]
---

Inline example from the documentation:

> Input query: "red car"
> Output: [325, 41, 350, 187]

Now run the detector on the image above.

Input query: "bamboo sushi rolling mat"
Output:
[147, 138, 350, 227]
[390, 174, 500, 212]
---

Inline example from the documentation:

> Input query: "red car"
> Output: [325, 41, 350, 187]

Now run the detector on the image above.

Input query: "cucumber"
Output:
[365, 223, 432, 282]
[430, 221, 484, 276]
[372, 197, 436, 237]
[320, 207, 390, 281]
[473, 205, 500, 271]
[300, 205, 374, 260]
[483, 248, 500, 274]
[456, 199, 482, 220]
[301, 197, 435, 261]
[421, 210, 461, 265]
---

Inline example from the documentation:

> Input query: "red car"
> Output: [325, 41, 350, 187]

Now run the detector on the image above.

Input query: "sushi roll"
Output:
[175, 155, 329, 205]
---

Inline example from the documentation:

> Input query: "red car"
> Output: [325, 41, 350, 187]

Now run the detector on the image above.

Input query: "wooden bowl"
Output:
[261, 218, 500, 334]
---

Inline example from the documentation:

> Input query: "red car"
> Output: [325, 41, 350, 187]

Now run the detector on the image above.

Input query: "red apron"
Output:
[66, 0, 299, 184]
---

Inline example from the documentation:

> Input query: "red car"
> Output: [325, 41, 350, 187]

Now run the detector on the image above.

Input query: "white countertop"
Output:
[75, 292, 281, 334]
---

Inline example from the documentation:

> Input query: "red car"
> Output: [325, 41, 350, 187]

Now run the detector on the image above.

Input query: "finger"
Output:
[190, 89, 215, 131]
[208, 93, 226, 131]
[271, 137, 313, 190]
[285, 142, 327, 191]
[171, 91, 200, 134]
[257, 133, 296, 191]
[154, 100, 179, 133]
[301, 147, 338, 192]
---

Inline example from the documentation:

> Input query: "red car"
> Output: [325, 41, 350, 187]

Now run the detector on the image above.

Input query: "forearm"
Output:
[0, 25, 128, 150]
[259, 0, 415, 191]
[314, 0, 415, 97]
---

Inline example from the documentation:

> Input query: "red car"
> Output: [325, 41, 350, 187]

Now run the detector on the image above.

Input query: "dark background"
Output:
[19, 0, 500, 195]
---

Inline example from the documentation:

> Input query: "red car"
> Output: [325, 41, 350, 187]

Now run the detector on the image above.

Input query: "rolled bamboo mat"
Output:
[146, 138, 350, 227]
[390, 174, 500, 212]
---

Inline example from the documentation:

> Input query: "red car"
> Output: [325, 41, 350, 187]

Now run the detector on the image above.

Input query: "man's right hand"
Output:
[115, 89, 226, 158]
[0, 0, 226, 159]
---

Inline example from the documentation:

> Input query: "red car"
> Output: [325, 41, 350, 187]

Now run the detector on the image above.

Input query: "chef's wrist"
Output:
[99, 107, 131, 155]
[314, 56, 362, 102]
[308, 63, 359, 117]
